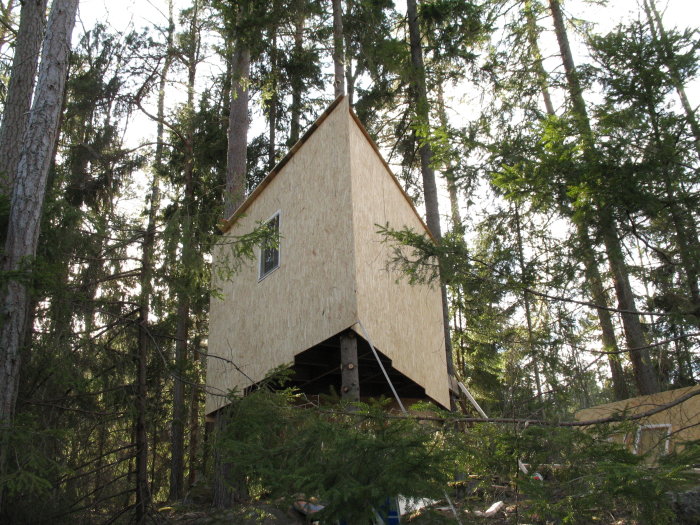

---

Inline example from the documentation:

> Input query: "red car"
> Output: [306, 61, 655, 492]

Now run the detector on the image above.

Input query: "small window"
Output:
[634, 424, 671, 463]
[259, 212, 280, 280]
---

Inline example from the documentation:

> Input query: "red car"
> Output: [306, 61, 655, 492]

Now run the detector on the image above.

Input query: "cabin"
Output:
[205, 96, 451, 418]
[576, 385, 700, 463]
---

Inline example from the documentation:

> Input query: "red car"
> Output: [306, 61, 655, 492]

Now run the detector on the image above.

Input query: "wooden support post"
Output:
[340, 331, 360, 401]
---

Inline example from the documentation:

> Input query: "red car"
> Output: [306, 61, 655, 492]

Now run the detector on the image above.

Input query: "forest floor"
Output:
[157, 488, 640, 525]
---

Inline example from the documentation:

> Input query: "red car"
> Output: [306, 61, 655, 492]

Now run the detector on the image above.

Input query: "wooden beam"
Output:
[340, 331, 360, 401]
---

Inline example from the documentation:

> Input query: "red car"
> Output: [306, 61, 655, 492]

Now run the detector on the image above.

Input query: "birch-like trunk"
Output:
[0, 0, 79, 514]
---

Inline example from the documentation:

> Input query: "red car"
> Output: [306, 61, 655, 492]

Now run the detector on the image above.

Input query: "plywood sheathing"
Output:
[206, 98, 358, 414]
[348, 114, 450, 409]
[219, 95, 436, 244]
[576, 385, 700, 454]
[206, 96, 450, 413]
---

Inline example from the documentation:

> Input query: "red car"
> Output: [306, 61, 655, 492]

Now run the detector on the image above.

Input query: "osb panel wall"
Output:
[576, 385, 700, 453]
[347, 115, 450, 408]
[206, 98, 357, 414]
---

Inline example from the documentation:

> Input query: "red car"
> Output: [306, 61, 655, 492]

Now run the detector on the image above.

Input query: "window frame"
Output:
[633, 423, 672, 456]
[258, 210, 281, 281]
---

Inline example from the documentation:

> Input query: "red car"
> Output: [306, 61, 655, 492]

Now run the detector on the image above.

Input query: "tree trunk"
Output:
[643, 0, 700, 158]
[406, 0, 456, 403]
[343, 0, 355, 105]
[436, 83, 461, 230]
[212, 408, 249, 508]
[332, 0, 344, 98]
[523, 0, 555, 116]
[576, 224, 629, 400]
[526, 3, 628, 399]
[548, 0, 658, 395]
[267, 21, 278, 170]
[215, 22, 252, 508]
[187, 347, 202, 488]
[0, 0, 79, 513]
[224, 44, 250, 218]
[513, 205, 542, 398]
[600, 215, 659, 395]
[644, 97, 700, 318]
[170, 1, 200, 502]
[137, 0, 173, 513]
[288, 12, 304, 145]
[0, 0, 48, 196]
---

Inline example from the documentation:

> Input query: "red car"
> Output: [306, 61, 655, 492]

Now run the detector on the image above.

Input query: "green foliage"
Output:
[212, 219, 280, 285]
[456, 423, 700, 524]
[0, 414, 70, 522]
[212, 374, 700, 525]
[213, 378, 455, 523]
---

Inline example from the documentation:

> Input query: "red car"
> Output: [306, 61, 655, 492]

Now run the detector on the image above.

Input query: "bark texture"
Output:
[331, 0, 345, 97]
[0, 0, 48, 196]
[406, 0, 456, 400]
[0, 0, 78, 427]
[224, 44, 250, 218]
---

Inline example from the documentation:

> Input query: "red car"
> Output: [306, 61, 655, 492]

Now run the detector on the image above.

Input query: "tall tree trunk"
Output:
[599, 215, 659, 394]
[0, 0, 48, 196]
[406, 0, 456, 404]
[215, 17, 252, 508]
[523, 0, 555, 116]
[0, 0, 79, 513]
[513, 205, 542, 398]
[288, 12, 304, 145]
[549, 0, 658, 395]
[224, 43, 250, 218]
[331, 0, 344, 98]
[267, 27, 278, 170]
[187, 343, 202, 488]
[642, 0, 700, 158]
[525, 5, 628, 399]
[577, 224, 629, 400]
[170, 0, 200, 502]
[343, 0, 355, 105]
[435, 83, 461, 230]
[138, 0, 173, 513]
[644, 98, 700, 318]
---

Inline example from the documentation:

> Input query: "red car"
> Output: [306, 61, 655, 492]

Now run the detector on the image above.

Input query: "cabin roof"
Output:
[217, 95, 436, 242]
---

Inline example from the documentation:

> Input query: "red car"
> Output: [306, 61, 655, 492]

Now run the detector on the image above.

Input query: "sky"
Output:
[73, 0, 700, 226]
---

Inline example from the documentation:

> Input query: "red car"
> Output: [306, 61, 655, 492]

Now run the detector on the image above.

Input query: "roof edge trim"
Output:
[218, 94, 346, 233]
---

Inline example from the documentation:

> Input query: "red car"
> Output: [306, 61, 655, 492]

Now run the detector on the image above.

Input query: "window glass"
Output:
[259, 213, 280, 279]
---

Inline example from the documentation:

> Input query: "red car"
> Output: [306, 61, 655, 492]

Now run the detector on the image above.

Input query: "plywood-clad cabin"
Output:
[576, 385, 700, 463]
[205, 96, 450, 415]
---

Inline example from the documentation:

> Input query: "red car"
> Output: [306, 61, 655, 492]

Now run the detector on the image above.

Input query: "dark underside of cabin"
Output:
[244, 332, 430, 405]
